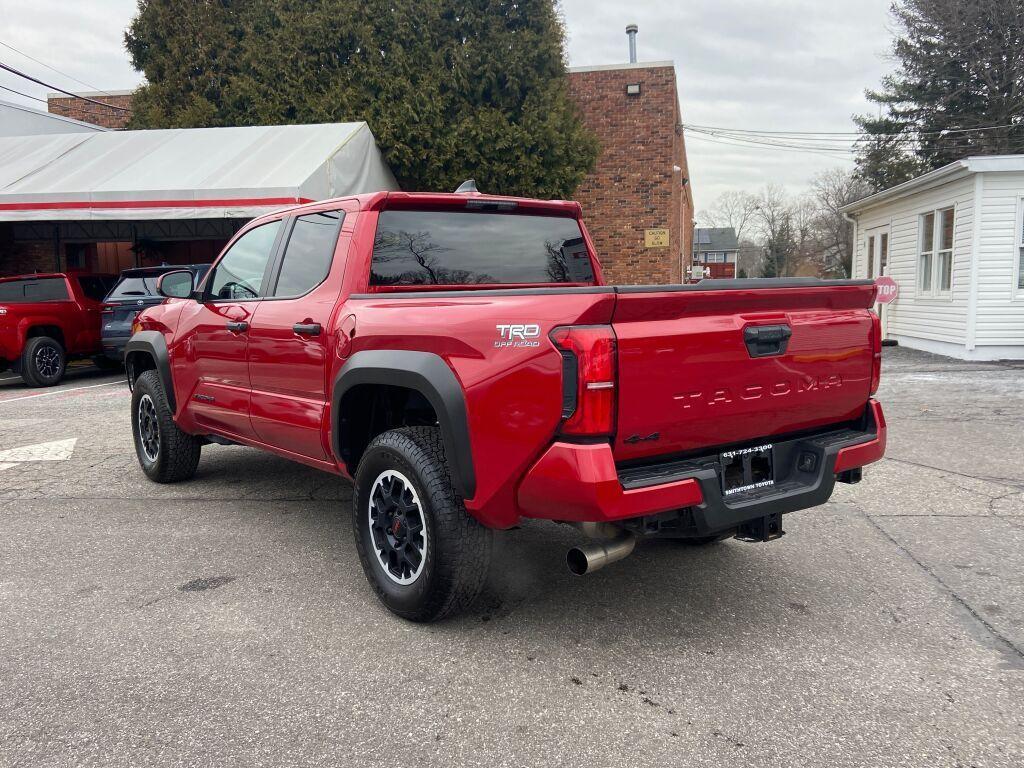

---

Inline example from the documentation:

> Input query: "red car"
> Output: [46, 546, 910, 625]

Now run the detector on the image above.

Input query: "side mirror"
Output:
[156, 270, 195, 299]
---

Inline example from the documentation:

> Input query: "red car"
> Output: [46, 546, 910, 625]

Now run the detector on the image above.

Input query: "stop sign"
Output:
[875, 276, 898, 304]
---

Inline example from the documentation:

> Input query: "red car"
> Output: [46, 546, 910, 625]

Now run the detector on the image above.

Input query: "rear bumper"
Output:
[517, 399, 886, 531]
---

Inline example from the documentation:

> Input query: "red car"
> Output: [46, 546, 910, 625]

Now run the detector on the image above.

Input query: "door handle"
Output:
[743, 324, 792, 357]
[293, 322, 322, 336]
[225, 321, 249, 333]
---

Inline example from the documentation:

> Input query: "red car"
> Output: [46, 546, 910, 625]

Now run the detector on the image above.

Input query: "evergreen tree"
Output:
[854, 0, 1024, 190]
[124, 1, 245, 128]
[761, 215, 796, 278]
[125, 0, 598, 197]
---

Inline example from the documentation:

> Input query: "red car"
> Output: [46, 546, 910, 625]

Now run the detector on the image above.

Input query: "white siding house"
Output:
[842, 156, 1024, 360]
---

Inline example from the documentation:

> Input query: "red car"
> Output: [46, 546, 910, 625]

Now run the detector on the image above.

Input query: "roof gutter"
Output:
[840, 160, 970, 216]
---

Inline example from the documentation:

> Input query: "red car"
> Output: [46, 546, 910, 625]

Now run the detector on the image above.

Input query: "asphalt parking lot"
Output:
[1, 347, 1022, 767]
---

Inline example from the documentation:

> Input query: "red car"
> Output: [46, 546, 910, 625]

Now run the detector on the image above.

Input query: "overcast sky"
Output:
[0, 0, 896, 211]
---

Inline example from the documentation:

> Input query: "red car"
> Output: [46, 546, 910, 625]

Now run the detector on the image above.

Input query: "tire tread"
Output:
[133, 370, 201, 483]
[353, 426, 491, 622]
[20, 336, 65, 388]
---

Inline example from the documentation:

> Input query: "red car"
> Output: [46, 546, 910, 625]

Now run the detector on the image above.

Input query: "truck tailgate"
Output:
[611, 281, 877, 463]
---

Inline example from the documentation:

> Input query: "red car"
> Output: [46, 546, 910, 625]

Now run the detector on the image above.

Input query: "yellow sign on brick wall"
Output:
[644, 228, 670, 248]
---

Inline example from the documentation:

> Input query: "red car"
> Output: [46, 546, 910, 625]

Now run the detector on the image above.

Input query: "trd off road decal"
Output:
[495, 324, 541, 349]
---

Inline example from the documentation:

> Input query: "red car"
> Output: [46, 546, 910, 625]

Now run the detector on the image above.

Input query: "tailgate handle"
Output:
[744, 324, 792, 357]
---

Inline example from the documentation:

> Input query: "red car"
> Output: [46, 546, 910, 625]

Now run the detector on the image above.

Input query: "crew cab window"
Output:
[0, 277, 69, 302]
[206, 221, 282, 301]
[370, 210, 595, 286]
[272, 211, 343, 297]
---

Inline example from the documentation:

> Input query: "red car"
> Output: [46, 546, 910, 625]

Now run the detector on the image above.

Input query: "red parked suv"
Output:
[125, 187, 886, 621]
[0, 272, 117, 386]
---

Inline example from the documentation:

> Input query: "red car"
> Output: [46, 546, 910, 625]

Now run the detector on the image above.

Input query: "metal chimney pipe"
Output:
[626, 24, 638, 63]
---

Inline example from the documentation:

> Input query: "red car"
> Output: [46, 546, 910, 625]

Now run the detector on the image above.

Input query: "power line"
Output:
[0, 61, 130, 111]
[0, 82, 47, 103]
[686, 125, 1004, 154]
[682, 120, 1021, 138]
[685, 132, 856, 160]
[0, 39, 112, 96]
[688, 128, 859, 152]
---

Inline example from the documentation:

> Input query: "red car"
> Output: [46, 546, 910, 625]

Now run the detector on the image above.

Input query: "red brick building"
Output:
[47, 90, 133, 130]
[567, 61, 693, 285]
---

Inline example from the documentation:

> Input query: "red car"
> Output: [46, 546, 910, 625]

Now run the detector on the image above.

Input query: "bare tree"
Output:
[750, 185, 797, 276]
[697, 191, 760, 242]
[372, 230, 495, 285]
[809, 169, 872, 277]
[698, 170, 873, 280]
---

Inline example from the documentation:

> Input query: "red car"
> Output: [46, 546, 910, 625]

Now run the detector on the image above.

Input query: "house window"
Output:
[918, 207, 954, 296]
[867, 236, 875, 279]
[1018, 202, 1024, 291]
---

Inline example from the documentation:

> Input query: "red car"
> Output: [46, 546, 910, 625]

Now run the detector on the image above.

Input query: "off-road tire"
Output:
[20, 336, 66, 387]
[353, 426, 492, 622]
[131, 370, 201, 483]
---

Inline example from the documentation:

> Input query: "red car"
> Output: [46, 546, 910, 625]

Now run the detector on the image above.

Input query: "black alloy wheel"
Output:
[368, 469, 428, 585]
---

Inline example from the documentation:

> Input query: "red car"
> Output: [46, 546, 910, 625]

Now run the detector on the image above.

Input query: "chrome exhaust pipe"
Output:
[566, 532, 636, 575]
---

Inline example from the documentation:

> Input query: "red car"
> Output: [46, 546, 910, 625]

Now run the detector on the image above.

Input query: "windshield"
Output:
[107, 275, 161, 300]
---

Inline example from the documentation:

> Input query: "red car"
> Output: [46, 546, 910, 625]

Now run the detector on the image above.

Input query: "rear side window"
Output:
[0, 277, 69, 302]
[370, 210, 595, 286]
[272, 211, 343, 297]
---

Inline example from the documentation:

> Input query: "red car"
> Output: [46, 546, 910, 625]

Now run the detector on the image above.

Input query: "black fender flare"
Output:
[124, 331, 176, 413]
[332, 350, 476, 499]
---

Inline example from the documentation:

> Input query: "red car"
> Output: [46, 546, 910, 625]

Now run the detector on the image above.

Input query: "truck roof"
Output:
[263, 190, 583, 220]
[0, 272, 111, 282]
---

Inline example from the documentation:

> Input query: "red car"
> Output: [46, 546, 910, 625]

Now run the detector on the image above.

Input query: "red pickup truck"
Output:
[125, 188, 886, 621]
[0, 272, 117, 386]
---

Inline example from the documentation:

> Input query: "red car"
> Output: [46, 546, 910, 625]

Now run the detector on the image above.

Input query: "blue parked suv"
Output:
[101, 265, 210, 361]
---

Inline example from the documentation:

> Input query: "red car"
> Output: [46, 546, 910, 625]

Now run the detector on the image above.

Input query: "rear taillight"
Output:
[869, 311, 882, 395]
[550, 325, 617, 437]
[101, 303, 115, 315]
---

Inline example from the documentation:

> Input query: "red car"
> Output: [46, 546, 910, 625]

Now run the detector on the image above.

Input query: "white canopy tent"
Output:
[0, 99, 106, 137]
[0, 122, 398, 222]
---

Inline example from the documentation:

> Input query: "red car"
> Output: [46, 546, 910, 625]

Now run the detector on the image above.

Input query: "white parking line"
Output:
[0, 438, 77, 462]
[0, 380, 123, 405]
